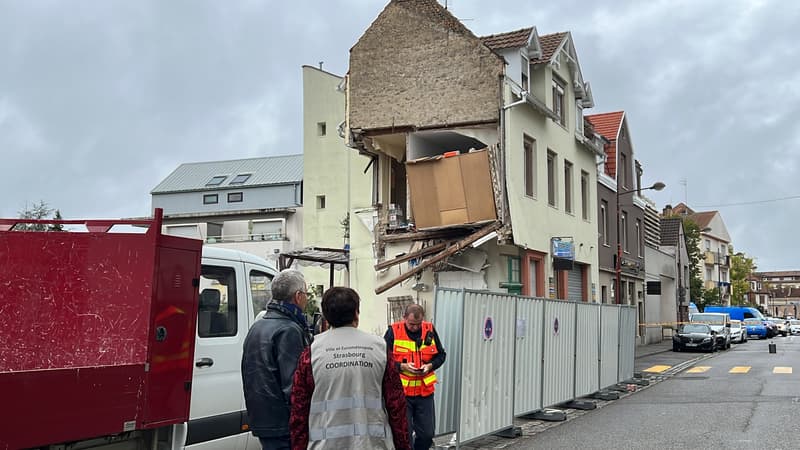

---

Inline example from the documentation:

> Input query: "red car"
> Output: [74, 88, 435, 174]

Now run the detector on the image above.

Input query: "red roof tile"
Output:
[531, 32, 568, 64]
[480, 27, 534, 51]
[585, 111, 624, 142]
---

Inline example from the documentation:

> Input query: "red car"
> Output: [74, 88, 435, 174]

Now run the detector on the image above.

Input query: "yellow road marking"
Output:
[773, 367, 793, 374]
[643, 365, 672, 373]
[729, 366, 751, 374]
[687, 366, 710, 373]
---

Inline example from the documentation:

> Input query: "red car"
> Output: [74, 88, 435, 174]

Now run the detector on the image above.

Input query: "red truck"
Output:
[0, 209, 202, 449]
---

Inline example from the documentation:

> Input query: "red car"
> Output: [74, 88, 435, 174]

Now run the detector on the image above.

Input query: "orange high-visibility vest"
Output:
[391, 321, 438, 397]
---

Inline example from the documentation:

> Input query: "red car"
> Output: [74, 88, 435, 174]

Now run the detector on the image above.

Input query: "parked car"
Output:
[788, 319, 800, 335]
[761, 319, 778, 338]
[766, 318, 787, 336]
[729, 319, 747, 343]
[690, 312, 731, 349]
[673, 323, 717, 352]
[743, 318, 768, 339]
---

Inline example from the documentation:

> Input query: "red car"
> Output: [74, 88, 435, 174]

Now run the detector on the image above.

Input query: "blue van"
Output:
[703, 306, 764, 321]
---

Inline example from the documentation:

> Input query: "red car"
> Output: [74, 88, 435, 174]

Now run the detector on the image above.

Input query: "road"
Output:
[500, 335, 800, 449]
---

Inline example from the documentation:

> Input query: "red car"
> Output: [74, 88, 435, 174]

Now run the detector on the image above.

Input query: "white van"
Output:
[173, 246, 278, 449]
[690, 312, 731, 350]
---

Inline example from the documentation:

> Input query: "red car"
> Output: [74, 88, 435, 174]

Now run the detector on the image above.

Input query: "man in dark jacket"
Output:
[242, 269, 312, 450]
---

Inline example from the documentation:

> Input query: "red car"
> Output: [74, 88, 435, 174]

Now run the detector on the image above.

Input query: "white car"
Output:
[788, 319, 800, 335]
[729, 319, 747, 343]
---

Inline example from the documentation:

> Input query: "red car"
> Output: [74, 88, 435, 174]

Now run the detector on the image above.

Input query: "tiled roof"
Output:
[531, 32, 568, 64]
[394, 0, 474, 36]
[480, 27, 534, 51]
[151, 154, 303, 194]
[585, 111, 624, 142]
[690, 211, 716, 230]
[756, 271, 800, 278]
[660, 217, 682, 246]
[672, 203, 695, 216]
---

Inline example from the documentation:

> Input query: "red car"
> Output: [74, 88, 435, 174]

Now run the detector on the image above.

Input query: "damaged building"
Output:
[304, 0, 608, 332]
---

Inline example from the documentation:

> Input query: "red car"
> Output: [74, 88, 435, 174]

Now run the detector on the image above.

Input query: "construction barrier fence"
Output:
[433, 288, 636, 447]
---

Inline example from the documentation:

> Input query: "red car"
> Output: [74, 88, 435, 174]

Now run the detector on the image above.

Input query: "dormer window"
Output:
[230, 174, 251, 185]
[206, 175, 227, 186]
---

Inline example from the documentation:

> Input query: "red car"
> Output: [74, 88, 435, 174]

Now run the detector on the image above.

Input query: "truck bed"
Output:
[0, 210, 201, 449]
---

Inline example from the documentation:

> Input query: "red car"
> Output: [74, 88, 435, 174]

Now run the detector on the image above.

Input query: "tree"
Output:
[681, 217, 705, 305]
[49, 210, 65, 232]
[15, 200, 55, 231]
[729, 249, 756, 306]
[701, 287, 721, 309]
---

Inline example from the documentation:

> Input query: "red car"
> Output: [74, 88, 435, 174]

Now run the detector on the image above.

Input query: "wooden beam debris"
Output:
[375, 222, 501, 294]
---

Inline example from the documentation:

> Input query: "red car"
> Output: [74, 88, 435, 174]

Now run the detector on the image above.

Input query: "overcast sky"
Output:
[2, 0, 798, 270]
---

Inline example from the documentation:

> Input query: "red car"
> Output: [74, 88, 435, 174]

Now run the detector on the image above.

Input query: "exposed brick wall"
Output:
[349, 1, 504, 132]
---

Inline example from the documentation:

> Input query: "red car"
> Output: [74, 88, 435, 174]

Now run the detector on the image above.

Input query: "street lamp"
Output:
[616, 181, 665, 304]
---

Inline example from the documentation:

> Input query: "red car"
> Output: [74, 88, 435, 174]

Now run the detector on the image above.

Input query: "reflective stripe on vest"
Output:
[308, 423, 390, 441]
[391, 321, 438, 397]
[309, 396, 383, 414]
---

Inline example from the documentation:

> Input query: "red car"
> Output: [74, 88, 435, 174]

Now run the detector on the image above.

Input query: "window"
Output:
[166, 224, 200, 238]
[601, 285, 608, 303]
[581, 170, 589, 220]
[251, 219, 285, 241]
[207, 222, 222, 242]
[600, 200, 609, 245]
[230, 174, 251, 185]
[206, 176, 227, 186]
[636, 219, 643, 257]
[564, 160, 573, 214]
[575, 102, 584, 135]
[316, 195, 326, 209]
[720, 244, 726, 255]
[520, 54, 529, 91]
[508, 257, 521, 283]
[621, 212, 628, 253]
[198, 265, 238, 338]
[705, 239, 711, 250]
[524, 136, 536, 197]
[227, 192, 243, 203]
[317, 122, 327, 136]
[203, 194, 218, 204]
[552, 76, 566, 126]
[619, 153, 628, 189]
[249, 270, 273, 318]
[547, 150, 557, 207]
[706, 267, 713, 281]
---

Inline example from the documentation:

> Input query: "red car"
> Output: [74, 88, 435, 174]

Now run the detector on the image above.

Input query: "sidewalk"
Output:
[635, 339, 673, 359]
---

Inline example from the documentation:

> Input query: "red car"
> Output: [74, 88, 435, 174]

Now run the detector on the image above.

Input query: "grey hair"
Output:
[271, 269, 306, 303]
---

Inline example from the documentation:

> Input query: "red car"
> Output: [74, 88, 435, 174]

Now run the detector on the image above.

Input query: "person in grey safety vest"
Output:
[290, 287, 410, 450]
[384, 304, 446, 450]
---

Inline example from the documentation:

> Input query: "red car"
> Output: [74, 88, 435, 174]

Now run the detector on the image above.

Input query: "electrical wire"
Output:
[696, 194, 800, 208]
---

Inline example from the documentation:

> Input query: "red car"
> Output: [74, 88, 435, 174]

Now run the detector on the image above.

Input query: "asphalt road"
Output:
[500, 335, 800, 449]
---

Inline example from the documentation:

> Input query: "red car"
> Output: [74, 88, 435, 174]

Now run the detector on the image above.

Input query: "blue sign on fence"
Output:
[483, 316, 494, 340]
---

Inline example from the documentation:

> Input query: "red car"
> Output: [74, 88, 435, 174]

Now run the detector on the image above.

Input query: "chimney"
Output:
[662, 204, 673, 217]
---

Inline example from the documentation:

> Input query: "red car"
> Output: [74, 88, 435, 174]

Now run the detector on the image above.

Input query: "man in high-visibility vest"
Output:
[384, 304, 447, 450]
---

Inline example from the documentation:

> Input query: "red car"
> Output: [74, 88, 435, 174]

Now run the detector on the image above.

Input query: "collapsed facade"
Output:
[338, 0, 607, 331]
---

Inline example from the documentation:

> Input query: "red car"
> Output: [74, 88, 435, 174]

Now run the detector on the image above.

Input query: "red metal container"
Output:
[0, 209, 201, 449]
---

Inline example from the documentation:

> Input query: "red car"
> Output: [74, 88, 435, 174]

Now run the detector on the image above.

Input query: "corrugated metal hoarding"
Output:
[618, 306, 637, 380]
[541, 300, 576, 407]
[458, 291, 515, 442]
[574, 303, 600, 397]
[433, 288, 464, 435]
[599, 305, 620, 388]
[513, 296, 544, 416]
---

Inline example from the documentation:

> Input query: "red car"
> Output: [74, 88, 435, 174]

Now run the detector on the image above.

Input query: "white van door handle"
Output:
[195, 357, 214, 368]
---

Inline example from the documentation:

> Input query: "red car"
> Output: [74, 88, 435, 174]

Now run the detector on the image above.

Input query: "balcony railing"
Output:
[205, 232, 286, 243]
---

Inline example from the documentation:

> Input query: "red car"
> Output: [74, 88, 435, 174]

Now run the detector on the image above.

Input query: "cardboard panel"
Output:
[407, 162, 440, 229]
[435, 157, 468, 210]
[406, 149, 496, 229]
[460, 151, 497, 222]
[440, 208, 469, 225]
